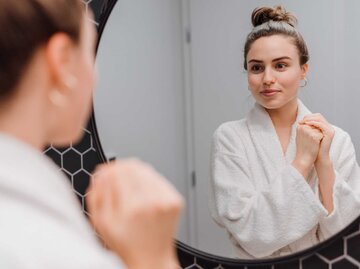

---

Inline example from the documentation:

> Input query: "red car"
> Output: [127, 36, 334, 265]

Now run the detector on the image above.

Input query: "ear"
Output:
[44, 33, 77, 94]
[300, 63, 309, 79]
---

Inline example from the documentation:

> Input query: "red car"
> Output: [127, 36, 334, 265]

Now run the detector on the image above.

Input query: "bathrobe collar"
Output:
[246, 99, 312, 175]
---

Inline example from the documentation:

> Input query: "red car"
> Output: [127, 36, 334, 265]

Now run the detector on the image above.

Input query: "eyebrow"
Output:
[248, 56, 292, 64]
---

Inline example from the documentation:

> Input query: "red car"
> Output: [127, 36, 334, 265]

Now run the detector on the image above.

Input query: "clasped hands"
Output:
[293, 113, 335, 178]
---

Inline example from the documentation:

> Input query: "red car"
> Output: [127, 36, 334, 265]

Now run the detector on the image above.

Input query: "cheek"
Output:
[279, 71, 301, 91]
[79, 57, 96, 98]
[73, 56, 95, 122]
[248, 74, 259, 88]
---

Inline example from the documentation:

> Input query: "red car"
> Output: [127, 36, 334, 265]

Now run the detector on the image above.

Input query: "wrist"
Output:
[292, 157, 313, 179]
[315, 156, 332, 168]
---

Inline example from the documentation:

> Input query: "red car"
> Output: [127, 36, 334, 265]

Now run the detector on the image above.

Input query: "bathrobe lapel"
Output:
[246, 99, 312, 183]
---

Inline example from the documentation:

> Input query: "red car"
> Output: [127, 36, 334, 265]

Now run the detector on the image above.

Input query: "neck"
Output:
[0, 90, 47, 151]
[265, 98, 298, 128]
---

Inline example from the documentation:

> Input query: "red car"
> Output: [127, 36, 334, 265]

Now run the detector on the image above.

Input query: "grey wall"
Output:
[93, 0, 190, 242]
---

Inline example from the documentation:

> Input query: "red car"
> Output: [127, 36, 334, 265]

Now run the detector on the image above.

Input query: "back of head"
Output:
[243, 5, 309, 70]
[0, 0, 83, 99]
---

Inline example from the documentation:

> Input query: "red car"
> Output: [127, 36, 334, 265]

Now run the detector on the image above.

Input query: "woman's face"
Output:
[246, 35, 308, 110]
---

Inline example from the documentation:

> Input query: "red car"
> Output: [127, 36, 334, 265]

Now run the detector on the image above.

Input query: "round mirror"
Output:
[93, 0, 360, 259]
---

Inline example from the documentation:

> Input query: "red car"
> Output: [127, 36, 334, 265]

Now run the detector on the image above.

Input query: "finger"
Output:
[302, 113, 328, 124]
[89, 166, 115, 217]
[86, 169, 106, 214]
[302, 120, 330, 134]
[100, 176, 115, 225]
[86, 175, 105, 228]
[301, 123, 321, 132]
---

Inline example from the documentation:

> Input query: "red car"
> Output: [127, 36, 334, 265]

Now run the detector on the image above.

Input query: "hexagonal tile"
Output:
[44, 147, 61, 167]
[72, 129, 93, 153]
[63, 149, 82, 175]
[347, 233, 360, 263]
[82, 148, 100, 174]
[332, 258, 358, 269]
[72, 169, 91, 196]
[184, 264, 203, 269]
[301, 254, 329, 269]
[75, 192, 84, 208]
[178, 256, 202, 269]
[89, 0, 106, 21]
[318, 237, 344, 260]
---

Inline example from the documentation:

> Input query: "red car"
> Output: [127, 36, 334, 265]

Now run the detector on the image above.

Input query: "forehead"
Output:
[247, 35, 299, 62]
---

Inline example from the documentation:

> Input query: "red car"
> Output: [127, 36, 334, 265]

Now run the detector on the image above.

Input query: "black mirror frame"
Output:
[45, 1, 360, 268]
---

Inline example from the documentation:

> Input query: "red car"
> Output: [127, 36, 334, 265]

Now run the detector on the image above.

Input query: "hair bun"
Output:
[251, 5, 297, 27]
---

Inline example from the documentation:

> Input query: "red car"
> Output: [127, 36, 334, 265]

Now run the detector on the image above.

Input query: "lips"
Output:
[260, 89, 280, 97]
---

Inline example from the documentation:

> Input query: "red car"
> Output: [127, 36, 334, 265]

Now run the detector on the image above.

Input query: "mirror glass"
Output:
[94, 0, 360, 259]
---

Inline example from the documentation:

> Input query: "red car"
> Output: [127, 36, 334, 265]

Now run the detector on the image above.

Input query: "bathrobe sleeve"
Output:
[319, 129, 360, 238]
[209, 124, 328, 258]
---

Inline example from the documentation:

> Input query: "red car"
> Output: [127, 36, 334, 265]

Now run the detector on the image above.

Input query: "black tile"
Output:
[318, 237, 344, 261]
[83, 149, 100, 174]
[302, 255, 329, 269]
[332, 258, 358, 269]
[63, 149, 82, 174]
[72, 130, 93, 153]
[347, 234, 360, 262]
[44, 147, 61, 168]
[73, 170, 91, 196]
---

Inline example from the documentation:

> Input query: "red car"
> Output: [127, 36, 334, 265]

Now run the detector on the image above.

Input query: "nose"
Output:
[262, 68, 276, 86]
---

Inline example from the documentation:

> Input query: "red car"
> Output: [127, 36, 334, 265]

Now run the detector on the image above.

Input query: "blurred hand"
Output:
[86, 159, 184, 269]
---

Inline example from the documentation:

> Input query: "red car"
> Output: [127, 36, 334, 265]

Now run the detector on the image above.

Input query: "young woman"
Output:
[0, 1, 183, 268]
[210, 5, 360, 259]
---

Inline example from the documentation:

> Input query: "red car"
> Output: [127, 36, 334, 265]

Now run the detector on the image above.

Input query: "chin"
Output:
[257, 100, 284, 110]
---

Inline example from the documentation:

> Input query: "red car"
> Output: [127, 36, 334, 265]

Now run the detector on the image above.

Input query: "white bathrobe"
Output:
[209, 99, 360, 259]
[0, 134, 124, 268]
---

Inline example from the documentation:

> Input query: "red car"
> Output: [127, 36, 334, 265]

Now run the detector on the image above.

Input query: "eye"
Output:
[275, 62, 288, 70]
[249, 64, 264, 73]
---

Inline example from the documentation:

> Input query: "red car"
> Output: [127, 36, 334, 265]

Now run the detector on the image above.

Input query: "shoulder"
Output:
[332, 125, 353, 147]
[213, 119, 247, 141]
[212, 119, 248, 154]
[330, 124, 356, 159]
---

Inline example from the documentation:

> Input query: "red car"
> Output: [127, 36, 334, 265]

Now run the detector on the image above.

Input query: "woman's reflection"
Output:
[209, 5, 360, 259]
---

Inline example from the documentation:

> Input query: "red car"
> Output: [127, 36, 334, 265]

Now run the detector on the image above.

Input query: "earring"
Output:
[300, 78, 308, 87]
[49, 89, 65, 107]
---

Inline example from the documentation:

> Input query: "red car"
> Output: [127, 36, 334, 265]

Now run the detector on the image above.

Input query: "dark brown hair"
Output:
[0, 0, 84, 97]
[243, 5, 309, 70]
